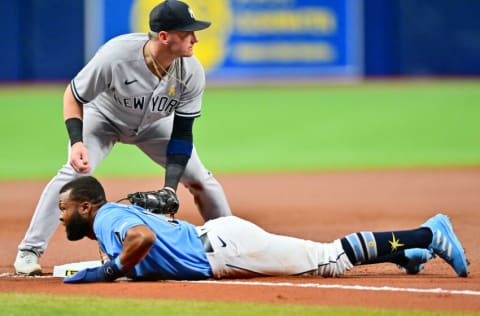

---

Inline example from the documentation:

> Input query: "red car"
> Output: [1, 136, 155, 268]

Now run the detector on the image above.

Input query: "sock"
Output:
[341, 227, 432, 265]
[341, 231, 377, 265]
[368, 250, 407, 265]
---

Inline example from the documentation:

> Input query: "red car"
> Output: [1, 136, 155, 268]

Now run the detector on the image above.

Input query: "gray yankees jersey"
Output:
[70, 33, 205, 132]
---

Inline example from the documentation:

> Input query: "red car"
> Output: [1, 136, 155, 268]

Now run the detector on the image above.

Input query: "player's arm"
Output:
[164, 115, 194, 191]
[64, 84, 83, 121]
[64, 225, 156, 284]
[118, 225, 156, 271]
[64, 84, 90, 173]
[163, 56, 202, 192]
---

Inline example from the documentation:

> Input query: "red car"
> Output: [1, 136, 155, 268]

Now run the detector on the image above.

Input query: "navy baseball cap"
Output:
[149, 0, 211, 32]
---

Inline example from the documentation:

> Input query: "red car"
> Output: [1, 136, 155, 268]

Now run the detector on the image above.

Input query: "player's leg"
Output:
[199, 216, 353, 278]
[340, 213, 468, 277]
[180, 147, 232, 220]
[201, 214, 468, 278]
[14, 105, 117, 275]
[368, 249, 432, 274]
[340, 228, 432, 267]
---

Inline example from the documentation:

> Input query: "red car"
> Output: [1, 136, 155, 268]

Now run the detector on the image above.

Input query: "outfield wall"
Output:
[1, 0, 479, 81]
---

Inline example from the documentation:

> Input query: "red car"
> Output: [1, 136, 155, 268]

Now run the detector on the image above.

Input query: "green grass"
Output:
[196, 81, 480, 172]
[0, 80, 479, 179]
[0, 293, 475, 316]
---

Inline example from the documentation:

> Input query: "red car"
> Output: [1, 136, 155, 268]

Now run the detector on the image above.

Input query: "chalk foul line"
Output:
[188, 280, 480, 296]
[1, 273, 478, 296]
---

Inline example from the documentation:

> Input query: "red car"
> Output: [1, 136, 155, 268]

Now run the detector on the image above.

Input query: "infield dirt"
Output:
[1, 168, 479, 311]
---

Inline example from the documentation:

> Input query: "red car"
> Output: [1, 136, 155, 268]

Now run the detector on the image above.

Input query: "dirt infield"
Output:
[1, 168, 479, 312]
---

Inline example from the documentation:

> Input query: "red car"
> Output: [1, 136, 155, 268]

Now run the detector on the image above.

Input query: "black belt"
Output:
[199, 233, 213, 253]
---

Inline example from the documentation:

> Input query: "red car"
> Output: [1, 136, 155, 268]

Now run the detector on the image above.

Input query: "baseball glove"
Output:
[127, 188, 179, 215]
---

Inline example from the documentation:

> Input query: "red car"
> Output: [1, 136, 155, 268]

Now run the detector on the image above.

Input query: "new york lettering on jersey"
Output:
[112, 90, 179, 115]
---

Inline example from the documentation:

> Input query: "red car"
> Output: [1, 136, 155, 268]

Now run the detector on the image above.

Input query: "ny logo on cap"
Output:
[188, 7, 195, 19]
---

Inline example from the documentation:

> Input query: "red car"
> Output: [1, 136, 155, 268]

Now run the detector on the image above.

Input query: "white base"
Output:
[53, 260, 102, 278]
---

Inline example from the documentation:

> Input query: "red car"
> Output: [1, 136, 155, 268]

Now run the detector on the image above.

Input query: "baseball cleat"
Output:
[14, 250, 42, 276]
[398, 248, 432, 274]
[421, 214, 469, 277]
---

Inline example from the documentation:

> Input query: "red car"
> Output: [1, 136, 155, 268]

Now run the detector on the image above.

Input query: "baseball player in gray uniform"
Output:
[14, 0, 231, 275]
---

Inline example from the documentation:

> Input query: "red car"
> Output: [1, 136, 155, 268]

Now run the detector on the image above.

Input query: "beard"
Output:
[65, 210, 90, 241]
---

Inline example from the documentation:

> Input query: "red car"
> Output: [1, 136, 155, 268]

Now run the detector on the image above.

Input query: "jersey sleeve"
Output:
[70, 43, 114, 104]
[175, 56, 205, 118]
[94, 205, 146, 258]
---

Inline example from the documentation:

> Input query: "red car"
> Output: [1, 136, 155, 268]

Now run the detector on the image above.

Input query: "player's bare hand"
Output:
[70, 142, 90, 173]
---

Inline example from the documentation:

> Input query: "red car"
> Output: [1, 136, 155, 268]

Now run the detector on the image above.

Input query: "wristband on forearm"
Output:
[165, 156, 189, 190]
[165, 138, 191, 190]
[102, 258, 123, 281]
[65, 117, 83, 146]
[63, 257, 123, 283]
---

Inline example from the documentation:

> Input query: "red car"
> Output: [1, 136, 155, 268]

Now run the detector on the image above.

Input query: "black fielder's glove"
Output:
[127, 188, 179, 215]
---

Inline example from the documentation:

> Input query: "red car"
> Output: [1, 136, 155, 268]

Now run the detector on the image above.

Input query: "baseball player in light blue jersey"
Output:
[59, 176, 468, 283]
[14, 0, 232, 275]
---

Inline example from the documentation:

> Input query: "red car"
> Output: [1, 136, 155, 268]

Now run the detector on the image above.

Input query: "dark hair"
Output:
[59, 176, 107, 205]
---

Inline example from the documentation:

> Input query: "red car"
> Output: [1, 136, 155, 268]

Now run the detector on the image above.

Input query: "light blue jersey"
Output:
[94, 202, 212, 280]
